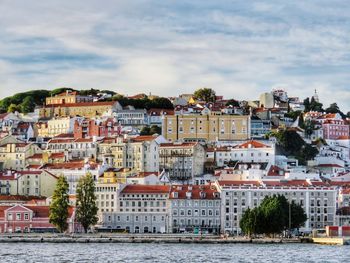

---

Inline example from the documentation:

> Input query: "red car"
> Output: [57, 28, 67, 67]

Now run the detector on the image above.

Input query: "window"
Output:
[16, 213, 21, 220]
[24, 213, 29, 220]
[7, 213, 13, 220]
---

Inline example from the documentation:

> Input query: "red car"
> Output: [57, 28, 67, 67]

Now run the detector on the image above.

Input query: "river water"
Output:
[0, 243, 347, 262]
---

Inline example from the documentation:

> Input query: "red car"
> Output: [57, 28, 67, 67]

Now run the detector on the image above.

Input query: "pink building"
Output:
[322, 118, 349, 140]
[74, 118, 121, 139]
[0, 204, 79, 233]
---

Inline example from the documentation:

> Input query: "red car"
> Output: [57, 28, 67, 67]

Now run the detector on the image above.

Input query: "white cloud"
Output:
[0, 0, 349, 112]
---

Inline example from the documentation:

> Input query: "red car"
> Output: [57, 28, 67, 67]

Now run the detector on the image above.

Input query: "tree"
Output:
[259, 196, 286, 235]
[290, 201, 307, 229]
[310, 97, 323, 112]
[194, 88, 216, 102]
[49, 176, 70, 233]
[150, 125, 161, 135]
[76, 173, 98, 233]
[20, 96, 36, 114]
[7, 103, 21, 113]
[225, 99, 240, 107]
[303, 97, 310, 112]
[325, 103, 340, 114]
[140, 126, 151, 135]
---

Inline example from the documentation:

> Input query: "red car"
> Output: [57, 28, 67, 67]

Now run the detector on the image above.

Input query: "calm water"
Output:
[0, 243, 347, 262]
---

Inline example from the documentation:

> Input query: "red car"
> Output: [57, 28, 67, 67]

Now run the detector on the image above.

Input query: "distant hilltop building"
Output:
[46, 90, 93, 105]
[312, 89, 319, 103]
[38, 101, 122, 119]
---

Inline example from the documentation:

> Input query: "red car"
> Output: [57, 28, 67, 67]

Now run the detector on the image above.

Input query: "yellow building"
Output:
[98, 168, 131, 184]
[38, 101, 122, 119]
[0, 170, 58, 197]
[95, 168, 132, 214]
[162, 114, 250, 142]
[0, 143, 42, 170]
[46, 90, 92, 105]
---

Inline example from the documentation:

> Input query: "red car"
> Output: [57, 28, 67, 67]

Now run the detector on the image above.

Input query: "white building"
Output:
[216, 179, 337, 234]
[102, 185, 170, 233]
[169, 184, 221, 233]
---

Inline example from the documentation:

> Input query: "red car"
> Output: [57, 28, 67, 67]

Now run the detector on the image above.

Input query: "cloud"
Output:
[0, 0, 349, 112]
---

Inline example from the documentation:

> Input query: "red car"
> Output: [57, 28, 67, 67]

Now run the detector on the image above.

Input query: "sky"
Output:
[0, 0, 349, 112]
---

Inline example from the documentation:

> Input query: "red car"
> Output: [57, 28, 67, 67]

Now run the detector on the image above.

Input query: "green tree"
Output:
[310, 97, 323, 112]
[290, 201, 307, 229]
[20, 96, 36, 114]
[150, 125, 161, 135]
[225, 99, 240, 107]
[194, 88, 216, 102]
[49, 176, 70, 233]
[7, 103, 21, 113]
[259, 196, 286, 235]
[303, 97, 310, 112]
[140, 126, 151, 135]
[50, 87, 76, 96]
[76, 173, 98, 233]
[325, 103, 339, 114]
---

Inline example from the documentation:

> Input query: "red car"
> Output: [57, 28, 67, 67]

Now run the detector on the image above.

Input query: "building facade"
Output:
[159, 142, 205, 181]
[162, 114, 250, 142]
[169, 184, 221, 233]
[102, 185, 170, 233]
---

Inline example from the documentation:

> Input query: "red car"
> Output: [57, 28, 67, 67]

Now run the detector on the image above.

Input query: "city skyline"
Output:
[1, 1, 350, 111]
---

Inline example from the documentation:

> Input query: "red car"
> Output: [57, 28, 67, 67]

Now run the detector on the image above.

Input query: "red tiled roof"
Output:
[46, 101, 116, 108]
[169, 184, 220, 200]
[50, 152, 65, 159]
[236, 140, 269, 149]
[338, 136, 350, 140]
[148, 108, 174, 116]
[160, 142, 197, 148]
[267, 165, 285, 176]
[121, 185, 170, 194]
[131, 135, 157, 142]
[27, 153, 43, 159]
[218, 180, 260, 186]
[341, 188, 350, 195]
[54, 133, 74, 139]
[318, 164, 343, 168]
[41, 160, 99, 170]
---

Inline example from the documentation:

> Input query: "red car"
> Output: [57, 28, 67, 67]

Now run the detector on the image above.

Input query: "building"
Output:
[207, 140, 275, 167]
[38, 101, 122, 119]
[0, 170, 58, 197]
[115, 106, 147, 126]
[74, 117, 120, 139]
[102, 185, 170, 233]
[95, 168, 129, 215]
[162, 114, 250, 142]
[45, 90, 93, 105]
[169, 184, 221, 233]
[43, 117, 78, 137]
[217, 180, 337, 234]
[159, 142, 205, 181]
[250, 118, 272, 139]
[98, 135, 163, 173]
[0, 142, 42, 170]
[40, 160, 101, 194]
[147, 108, 174, 126]
[46, 136, 99, 160]
[0, 204, 77, 233]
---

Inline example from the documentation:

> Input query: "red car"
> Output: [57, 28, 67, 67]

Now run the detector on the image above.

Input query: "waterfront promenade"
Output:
[0, 233, 302, 244]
